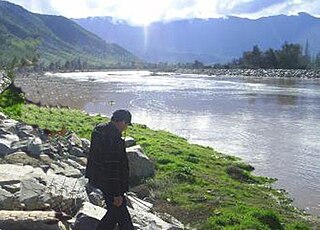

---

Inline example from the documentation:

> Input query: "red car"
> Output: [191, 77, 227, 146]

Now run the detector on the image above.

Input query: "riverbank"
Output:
[169, 68, 320, 79]
[1, 88, 320, 229]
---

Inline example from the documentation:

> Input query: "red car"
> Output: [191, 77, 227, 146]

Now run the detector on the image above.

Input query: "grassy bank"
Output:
[0, 89, 319, 229]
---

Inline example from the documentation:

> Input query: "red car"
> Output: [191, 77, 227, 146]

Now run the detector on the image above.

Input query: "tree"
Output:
[315, 52, 320, 69]
[239, 45, 262, 68]
[261, 48, 278, 68]
[192, 60, 204, 69]
[277, 42, 306, 69]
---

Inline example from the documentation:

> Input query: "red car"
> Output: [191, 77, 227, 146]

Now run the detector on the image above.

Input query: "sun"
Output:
[126, 0, 160, 26]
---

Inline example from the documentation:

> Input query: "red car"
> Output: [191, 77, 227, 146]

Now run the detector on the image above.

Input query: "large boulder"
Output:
[126, 145, 155, 181]
[0, 187, 15, 209]
[0, 210, 68, 230]
[49, 161, 83, 178]
[0, 164, 89, 214]
[72, 195, 184, 230]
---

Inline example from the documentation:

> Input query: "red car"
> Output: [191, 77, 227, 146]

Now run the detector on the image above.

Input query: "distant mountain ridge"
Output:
[0, 1, 139, 68]
[74, 13, 320, 64]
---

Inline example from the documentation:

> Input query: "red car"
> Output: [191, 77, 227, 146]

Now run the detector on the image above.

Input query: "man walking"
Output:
[85, 109, 134, 230]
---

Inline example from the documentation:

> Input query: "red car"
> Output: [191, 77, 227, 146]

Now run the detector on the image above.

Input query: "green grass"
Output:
[1, 89, 319, 229]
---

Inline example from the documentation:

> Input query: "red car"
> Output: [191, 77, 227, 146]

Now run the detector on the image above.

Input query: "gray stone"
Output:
[65, 159, 85, 172]
[67, 132, 82, 147]
[16, 123, 36, 139]
[72, 197, 184, 230]
[2, 133, 19, 142]
[0, 187, 15, 209]
[0, 210, 67, 230]
[3, 183, 20, 193]
[125, 136, 136, 148]
[20, 178, 48, 210]
[27, 137, 43, 156]
[0, 112, 7, 120]
[81, 138, 90, 155]
[0, 164, 89, 214]
[0, 138, 15, 156]
[0, 164, 45, 186]
[126, 145, 155, 180]
[0, 127, 10, 136]
[70, 146, 86, 157]
[85, 183, 105, 207]
[71, 202, 105, 230]
[49, 162, 82, 178]
[0, 119, 19, 133]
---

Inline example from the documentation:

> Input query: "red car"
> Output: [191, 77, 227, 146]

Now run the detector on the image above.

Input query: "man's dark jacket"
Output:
[85, 122, 129, 196]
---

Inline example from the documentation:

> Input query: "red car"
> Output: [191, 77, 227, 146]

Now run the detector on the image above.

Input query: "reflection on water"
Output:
[15, 71, 320, 215]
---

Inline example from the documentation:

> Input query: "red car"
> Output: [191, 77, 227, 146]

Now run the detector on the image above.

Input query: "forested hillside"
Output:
[0, 1, 140, 69]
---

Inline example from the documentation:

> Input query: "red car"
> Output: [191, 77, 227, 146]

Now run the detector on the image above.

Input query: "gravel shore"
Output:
[172, 68, 320, 79]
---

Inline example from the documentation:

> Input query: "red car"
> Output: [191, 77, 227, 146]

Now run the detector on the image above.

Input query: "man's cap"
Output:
[111, 110, 132, 125]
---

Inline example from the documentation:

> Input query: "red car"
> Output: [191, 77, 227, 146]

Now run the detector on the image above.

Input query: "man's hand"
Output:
[113, 196, 123, 207]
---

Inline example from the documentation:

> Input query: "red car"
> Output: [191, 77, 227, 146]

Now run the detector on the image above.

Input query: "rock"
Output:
[0, 210, 68, 230]
[81, 138, 90, 155]
[70, 146, 86, 157]
[65, 159, 85, 171]
[20, 178, 48, 210]
[126, 145, 155, 181]
[85, 183, 105, 207]
[67, 132, 82, 148]
[2, 183, 20, 193]
[0, 112, 7, 120]
[0, 164, 44, 185]
[0, 138, 15, 156]
[0, 164, 89, 214]
[0, 119, 19, 133]
[27, 137, 43, 156]
[0, 187, 15, 209]
[15, 123, 37, 139]
[1, 133, 19, 142]
[125, 136, 136, 148]
[49, 162, 82, 178]
[71, 202, 105, 230]
[131, 184, 151, 199]
[127, 194, 184, 229]
[72, 194, 185, 230]
[0, 127, 10, 136]
[39, 153, 53, 163]
[71, 156, 87, 166]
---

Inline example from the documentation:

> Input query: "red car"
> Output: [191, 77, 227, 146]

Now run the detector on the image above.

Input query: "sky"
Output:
[4, 0, 320, 26]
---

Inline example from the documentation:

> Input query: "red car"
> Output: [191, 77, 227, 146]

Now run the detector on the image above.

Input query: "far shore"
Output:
[169, 68, 320, 79]
[15, 67, 320, 79]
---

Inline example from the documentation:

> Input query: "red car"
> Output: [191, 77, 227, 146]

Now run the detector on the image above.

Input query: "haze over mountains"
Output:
[75, 13, 320, 64]
[0, 1, 139, 68]
[2, 0, 320, 67]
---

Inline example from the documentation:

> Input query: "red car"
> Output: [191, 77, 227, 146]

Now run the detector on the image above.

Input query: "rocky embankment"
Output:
[0, 112, 184, 230]
[173, 68, 320, 78]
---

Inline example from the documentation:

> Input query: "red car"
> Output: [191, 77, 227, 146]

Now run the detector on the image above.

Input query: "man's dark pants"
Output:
[96, 194, 134, 230]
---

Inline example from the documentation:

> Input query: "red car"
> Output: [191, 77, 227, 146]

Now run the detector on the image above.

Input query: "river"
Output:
[15, 70, 320, 215]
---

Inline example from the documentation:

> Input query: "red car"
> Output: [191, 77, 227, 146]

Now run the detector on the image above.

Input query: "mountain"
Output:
[74, 13, 320, 64]
[0, 1, 139, 68]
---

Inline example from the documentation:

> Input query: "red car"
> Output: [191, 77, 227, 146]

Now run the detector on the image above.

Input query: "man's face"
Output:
[119, 121, 129, 132]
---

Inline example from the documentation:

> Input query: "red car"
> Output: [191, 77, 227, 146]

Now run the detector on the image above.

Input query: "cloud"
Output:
[4, 0, 320, 25]
[233, 0, 320, 19]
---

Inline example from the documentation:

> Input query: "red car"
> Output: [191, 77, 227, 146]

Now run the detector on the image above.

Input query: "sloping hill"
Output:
[0, 1, 140, 68]
[74, 13, 320, 64]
